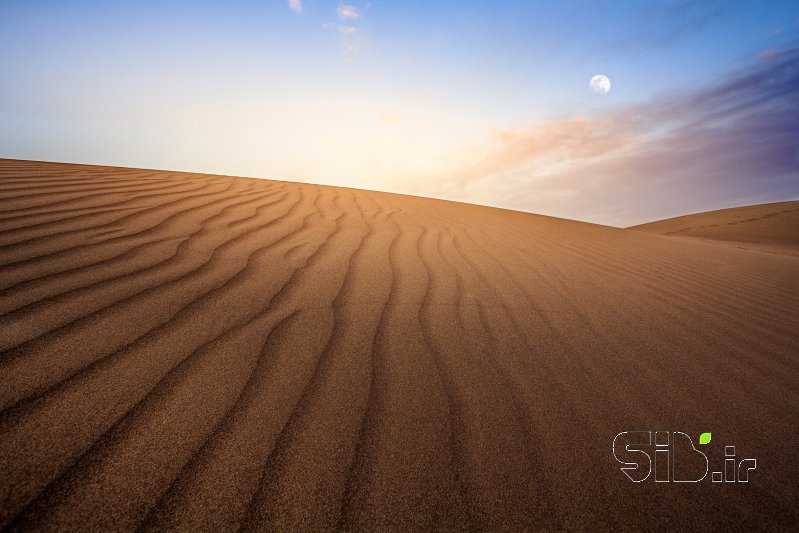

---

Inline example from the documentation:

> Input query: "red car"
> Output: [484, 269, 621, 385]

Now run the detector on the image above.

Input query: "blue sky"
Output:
[1, 1, 798, 225]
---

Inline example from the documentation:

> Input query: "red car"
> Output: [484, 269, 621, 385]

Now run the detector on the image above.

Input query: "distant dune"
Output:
[632, 201, 799, 255]
[1, 158, 797, 531]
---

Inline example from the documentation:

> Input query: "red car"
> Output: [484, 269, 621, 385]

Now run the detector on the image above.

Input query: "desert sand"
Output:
[632, 201, 799, 255]
[0, 158, 797, 531]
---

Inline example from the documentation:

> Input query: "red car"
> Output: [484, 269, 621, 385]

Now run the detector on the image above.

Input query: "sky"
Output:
[1, 0, 798, 226]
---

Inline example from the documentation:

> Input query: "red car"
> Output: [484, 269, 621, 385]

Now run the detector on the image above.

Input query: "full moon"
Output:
[589, 74, 611, 95]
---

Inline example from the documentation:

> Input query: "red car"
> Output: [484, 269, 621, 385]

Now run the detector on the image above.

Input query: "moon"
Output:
[589, 74, 611, 95]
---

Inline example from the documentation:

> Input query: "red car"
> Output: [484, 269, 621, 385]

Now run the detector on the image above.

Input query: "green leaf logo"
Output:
[699, 432, 711, 445]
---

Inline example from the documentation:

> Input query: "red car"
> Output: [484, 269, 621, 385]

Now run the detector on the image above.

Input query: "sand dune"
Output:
[632, 201, 799, 255]
[0, 158, 797, 531]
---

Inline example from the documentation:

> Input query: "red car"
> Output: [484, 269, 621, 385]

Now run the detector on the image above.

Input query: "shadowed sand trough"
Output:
[0, 159, 797, 530]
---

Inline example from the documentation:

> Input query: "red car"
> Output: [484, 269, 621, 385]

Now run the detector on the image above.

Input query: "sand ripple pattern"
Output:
[1, 159, 798, 531]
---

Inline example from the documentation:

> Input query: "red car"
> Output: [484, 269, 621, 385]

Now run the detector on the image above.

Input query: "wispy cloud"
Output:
[413, 49, 799, 226]
[288, 0, 302, 14]
[327, 4, 366, 55]
[337, 4, 359, 20]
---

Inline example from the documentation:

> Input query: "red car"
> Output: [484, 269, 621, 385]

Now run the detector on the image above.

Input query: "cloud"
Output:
[337, 5, 359, 20]
[328, 4, 366, 55]
[413, 48, 799, 226]
[760, 47, 779, 59]
[288, 0, 302, 14]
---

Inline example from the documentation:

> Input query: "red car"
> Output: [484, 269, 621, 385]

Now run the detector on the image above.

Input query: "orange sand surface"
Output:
[1, 159, 797, 530]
